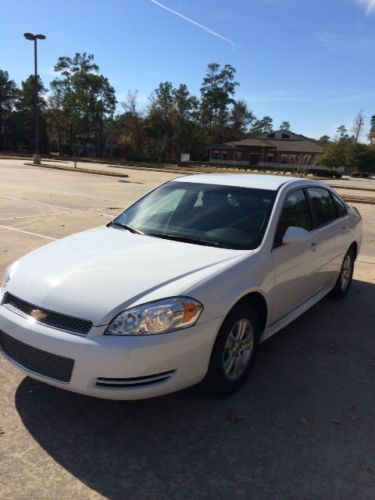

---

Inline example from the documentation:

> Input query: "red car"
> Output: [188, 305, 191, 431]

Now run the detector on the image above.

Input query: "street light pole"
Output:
[23, 32, 46, 165]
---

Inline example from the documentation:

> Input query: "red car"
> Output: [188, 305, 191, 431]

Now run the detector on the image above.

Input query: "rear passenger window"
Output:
[307, 187, 337, 227]
[333, 194, 348, 217]
[275, 189, 312, 245]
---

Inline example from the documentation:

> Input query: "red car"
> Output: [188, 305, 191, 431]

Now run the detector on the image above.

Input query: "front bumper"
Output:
[0, 304, 222, 400]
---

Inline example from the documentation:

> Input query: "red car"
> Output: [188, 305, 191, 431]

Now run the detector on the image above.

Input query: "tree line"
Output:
[319, 118, 375, 173]
[0, 53, 374, 169]
[0, 54, 275, 161]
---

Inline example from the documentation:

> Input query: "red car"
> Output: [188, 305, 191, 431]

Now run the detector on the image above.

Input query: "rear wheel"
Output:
[331, 248, 355, 299]
[204, 303, 260, 395]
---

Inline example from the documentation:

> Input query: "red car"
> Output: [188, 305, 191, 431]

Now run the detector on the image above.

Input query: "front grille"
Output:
[0, 330, 74, 382]
[96, 370, 176, 389]
[2, 293, 92, 335]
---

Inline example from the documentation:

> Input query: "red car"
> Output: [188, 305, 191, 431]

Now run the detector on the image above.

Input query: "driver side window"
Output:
[275, 189, 312, 246]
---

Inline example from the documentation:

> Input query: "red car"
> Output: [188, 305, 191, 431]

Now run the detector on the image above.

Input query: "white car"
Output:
[0, 174, 362, 399]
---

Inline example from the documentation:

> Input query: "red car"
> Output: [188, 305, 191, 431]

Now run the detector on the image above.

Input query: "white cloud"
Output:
[319, 91, 375, 105]
[41, 67, 59, 77]
[356, 0, 375, 14]
[149, 0, 237, 47]
[238, 90, 313, 103]
[316, 31, 375, 55]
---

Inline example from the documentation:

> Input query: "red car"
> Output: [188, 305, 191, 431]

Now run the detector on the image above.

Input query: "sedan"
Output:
[0, 174, 362, 399]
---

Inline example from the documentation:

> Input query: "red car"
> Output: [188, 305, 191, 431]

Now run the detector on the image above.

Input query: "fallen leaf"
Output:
[348, 414, 359, 423]
[300, 417, 309, 429]
[332, 419, 343, 425]
[226, 412, 249, 424]
[360, 464, 375, 475]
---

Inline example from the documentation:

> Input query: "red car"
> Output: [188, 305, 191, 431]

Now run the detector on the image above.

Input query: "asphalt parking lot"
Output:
[1, 159, 375, 499]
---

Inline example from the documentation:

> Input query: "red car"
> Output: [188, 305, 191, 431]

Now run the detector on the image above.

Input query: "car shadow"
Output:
[15, 278, 375, 499]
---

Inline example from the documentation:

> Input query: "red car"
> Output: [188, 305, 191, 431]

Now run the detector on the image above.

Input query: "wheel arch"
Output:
[230, 291, 268, 335]
[349, 241, 358, 260]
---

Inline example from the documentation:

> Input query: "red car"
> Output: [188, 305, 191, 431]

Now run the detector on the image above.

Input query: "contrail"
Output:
[357, 0, 375, 14]
[149, 0, 236, 47]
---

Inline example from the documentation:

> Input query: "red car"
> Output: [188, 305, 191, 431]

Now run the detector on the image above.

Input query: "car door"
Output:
[270, 188, 320, 324]
[305, 187, 351, 290]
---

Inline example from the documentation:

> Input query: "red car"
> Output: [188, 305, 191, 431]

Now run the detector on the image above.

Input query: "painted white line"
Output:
[0, 195, 114, 218]
[0, 225, 56, 241]
[358, 257, 375, 265]
[0, 211, 72, 222]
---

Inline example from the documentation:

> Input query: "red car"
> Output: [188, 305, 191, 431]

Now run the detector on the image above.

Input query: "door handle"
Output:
[310, 241, 318, 251]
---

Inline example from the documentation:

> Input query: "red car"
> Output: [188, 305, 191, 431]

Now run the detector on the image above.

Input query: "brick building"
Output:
[209, 130, 323, 166]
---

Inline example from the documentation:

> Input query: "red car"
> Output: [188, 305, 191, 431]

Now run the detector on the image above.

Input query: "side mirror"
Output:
[283, 226, 311, 244]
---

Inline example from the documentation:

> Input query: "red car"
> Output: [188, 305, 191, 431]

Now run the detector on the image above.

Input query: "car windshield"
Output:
[112, 181, 276, 250]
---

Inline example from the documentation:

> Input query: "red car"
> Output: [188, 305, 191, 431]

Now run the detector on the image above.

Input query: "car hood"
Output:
[7, 226, 247, 325]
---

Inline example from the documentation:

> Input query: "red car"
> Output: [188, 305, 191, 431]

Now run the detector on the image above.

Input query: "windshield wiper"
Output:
[109, 222, 144, 234]
[144, 232, 224, 248]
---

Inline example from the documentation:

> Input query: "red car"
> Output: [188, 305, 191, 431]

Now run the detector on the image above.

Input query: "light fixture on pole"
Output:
[23, 32, 46, 165]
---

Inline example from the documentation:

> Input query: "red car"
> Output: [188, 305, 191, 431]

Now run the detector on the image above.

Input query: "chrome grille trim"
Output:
[95, 370, 176, 388]
[1, 293, 92, 335]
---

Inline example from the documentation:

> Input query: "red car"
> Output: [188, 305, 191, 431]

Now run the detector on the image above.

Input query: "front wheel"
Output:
[331, 248, 355, 299]
[204, 303, 260, 395]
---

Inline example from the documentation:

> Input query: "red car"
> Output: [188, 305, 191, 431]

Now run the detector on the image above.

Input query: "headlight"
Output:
[105, 297, 203, 336]
[0, 262, 18, 301]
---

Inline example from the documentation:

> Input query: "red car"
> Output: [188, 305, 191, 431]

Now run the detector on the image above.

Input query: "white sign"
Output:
[180, 153, 190, 163]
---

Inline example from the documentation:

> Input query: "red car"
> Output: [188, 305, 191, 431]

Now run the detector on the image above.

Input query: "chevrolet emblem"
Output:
[30, 308, 48, 322]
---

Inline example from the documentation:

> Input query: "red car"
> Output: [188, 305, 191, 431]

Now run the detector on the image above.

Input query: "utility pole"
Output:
[23, 33, 46, 164]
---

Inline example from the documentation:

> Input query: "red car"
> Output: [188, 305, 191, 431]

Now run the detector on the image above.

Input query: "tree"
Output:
[249, 116, 273, 136]
[13, 75, 48, 152]
[369, 115, 375, 144]
[113, 91, 144, 158]
[319, 141, 349, 168]
[279, 121, 290, 131]
[200, 63, 239, 143]
[144, 82, 175, 160]
[143, 81, 201, 161]
[49, 53, 116, 156]
[172, 84, 199, 157]
[0, 70, 18, 149]
[318, 135, 331, 145]
[351, 143, 375, 172]
[228, 100, 255, 139]
[352, 110, 364, 143]
[336, 125, 351, 142]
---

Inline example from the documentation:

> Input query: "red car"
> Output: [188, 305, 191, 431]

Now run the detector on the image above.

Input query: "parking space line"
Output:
[0, 194, 114, 217]
[0, 225, 56, 241]
[0, 212, 72, 222]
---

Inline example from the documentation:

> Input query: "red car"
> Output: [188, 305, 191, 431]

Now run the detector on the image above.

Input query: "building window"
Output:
[266, 154, 274, 163]
[281, 154, 288, 164]
[236, 151, 242, 161]
[221, 151, 228, 160]
[249, 153, 260, 165]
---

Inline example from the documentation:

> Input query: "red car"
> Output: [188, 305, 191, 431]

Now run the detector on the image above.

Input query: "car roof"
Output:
[173, 173, 317, 191]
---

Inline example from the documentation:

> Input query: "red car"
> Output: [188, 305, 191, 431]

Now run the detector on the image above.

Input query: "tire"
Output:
[204, 302, 260, 395]
[331, 248, 355, 299]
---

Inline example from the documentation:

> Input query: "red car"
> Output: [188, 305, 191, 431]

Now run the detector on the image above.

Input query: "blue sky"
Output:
[1, 0, 375, 140]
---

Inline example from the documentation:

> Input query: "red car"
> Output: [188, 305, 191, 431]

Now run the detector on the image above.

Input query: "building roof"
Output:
[211, 130, 323, 154]
[264, 138, 323, 153]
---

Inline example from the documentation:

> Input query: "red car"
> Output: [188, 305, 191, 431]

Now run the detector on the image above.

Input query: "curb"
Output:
[23, 162, 375, 205]
[24, 162, 129, 179]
